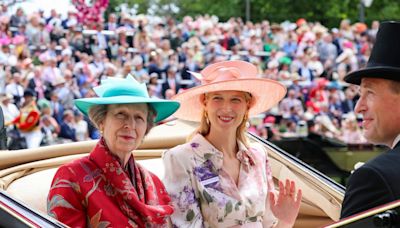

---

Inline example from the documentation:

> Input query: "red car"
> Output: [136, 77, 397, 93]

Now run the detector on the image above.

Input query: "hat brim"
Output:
[344, 67, 400, 85]
[75, 96, 180, 123]
[172, 78, 286, 122]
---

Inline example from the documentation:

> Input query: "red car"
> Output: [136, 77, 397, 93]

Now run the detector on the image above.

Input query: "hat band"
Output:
[201, 67, 241, 84]
[366, 61, 400, 70]
[102, 87, 148, 98]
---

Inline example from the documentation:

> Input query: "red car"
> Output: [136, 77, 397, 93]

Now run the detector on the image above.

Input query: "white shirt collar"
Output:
[391, 134, 400, 148]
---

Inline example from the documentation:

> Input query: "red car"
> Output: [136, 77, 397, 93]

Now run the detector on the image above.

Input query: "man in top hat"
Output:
[340, 21, 400, 218]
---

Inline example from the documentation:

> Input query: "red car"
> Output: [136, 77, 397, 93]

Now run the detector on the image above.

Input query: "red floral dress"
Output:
[47, 138, 173, 227]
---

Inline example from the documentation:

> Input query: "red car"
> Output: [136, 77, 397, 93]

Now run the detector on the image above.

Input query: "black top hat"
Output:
[344, 21, 400, 85]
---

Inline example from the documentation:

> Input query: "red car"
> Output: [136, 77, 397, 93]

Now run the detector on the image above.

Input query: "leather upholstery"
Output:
[0, 120, 343, 227]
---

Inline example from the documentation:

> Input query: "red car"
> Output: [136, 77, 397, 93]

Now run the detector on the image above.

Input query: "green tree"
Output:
[107, 0, 400, 27]
[175, 0, 244, 20]
[106, 0, 150, 18]
[366, 0, 400, 22]
[250, 0, 359, 27]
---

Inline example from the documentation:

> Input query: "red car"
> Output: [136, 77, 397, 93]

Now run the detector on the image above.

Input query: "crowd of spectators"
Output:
[0, 3, 373, 149]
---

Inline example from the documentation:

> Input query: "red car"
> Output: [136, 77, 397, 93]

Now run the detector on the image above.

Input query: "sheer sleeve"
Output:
[163, 148, 204, 228]
[256, 145, 278, 228]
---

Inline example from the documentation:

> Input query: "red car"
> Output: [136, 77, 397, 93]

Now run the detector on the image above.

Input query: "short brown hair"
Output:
[88, 104, 157, 135]
[389, 80, 400, 94]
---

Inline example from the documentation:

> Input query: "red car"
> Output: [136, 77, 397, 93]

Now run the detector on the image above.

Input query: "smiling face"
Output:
[204, 91, 250, 134]
[99, 104, 148, 161]
[355, 78, 400, 147]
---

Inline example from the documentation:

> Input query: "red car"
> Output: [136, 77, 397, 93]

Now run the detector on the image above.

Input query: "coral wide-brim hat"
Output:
[172, 60, 286, 122]
[75, 75, 180, 123]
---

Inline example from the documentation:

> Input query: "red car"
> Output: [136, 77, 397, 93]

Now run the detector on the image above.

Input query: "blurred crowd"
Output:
[0, 4, 373, 149]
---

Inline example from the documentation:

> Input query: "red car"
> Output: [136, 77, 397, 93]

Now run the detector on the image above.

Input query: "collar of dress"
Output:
[190, 133, 257, 171]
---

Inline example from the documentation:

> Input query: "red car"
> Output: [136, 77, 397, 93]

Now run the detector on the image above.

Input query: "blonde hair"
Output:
[190, 92, 253, 147]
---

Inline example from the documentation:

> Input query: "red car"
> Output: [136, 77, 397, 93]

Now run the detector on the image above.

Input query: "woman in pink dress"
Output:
[163, 60, 302, 227]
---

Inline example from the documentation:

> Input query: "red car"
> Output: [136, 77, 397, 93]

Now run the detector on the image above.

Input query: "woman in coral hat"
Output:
[163, 60, 302, 227]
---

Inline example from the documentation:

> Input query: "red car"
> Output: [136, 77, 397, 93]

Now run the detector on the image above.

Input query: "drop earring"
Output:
[244, 113, 250, 128]
[205, 112, 210, 125]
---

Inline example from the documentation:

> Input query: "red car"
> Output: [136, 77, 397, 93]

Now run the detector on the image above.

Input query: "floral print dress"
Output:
[163, 134, 277, 228]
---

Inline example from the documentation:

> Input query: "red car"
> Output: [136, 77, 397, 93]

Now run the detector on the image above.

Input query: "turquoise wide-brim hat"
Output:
[74, 75, 180, 123]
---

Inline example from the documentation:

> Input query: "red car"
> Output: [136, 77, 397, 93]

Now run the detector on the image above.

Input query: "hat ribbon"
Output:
[190, 66, 242, 84]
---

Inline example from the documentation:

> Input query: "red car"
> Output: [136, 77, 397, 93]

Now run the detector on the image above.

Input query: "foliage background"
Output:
[107, 0, 400, 27]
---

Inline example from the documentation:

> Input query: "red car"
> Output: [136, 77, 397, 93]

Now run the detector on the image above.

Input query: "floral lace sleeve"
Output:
[162, 148, 204, 228]
[251, 143, 278, 228]
[264, 147, 275, 192]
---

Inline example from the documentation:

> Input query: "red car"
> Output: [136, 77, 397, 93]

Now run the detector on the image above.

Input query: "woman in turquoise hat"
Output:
[47, 75, 180, 227]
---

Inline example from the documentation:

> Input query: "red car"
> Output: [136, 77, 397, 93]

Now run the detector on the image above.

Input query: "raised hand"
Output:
[269, 179, 302, 228]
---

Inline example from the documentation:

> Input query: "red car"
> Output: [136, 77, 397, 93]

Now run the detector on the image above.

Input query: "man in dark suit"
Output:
[104, 13, 119, 31]
[58, 110, 77, 142]
[161, 65, 181, 99]
[341, 21, 400, 218]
